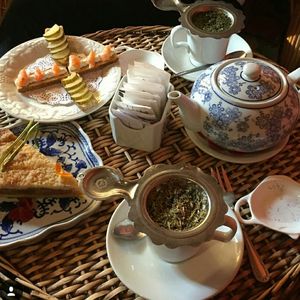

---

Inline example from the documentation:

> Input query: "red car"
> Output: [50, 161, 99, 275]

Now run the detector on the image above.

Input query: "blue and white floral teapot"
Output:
[168, 58, 300, 152]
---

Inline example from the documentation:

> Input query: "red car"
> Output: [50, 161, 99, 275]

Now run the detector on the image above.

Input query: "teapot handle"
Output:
[287, 67, 300, 86]
[212, 215, 237, 242]
[78, 166, 137, 202]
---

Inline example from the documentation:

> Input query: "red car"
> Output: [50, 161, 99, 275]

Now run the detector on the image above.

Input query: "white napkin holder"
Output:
[109, 76, 172, 152]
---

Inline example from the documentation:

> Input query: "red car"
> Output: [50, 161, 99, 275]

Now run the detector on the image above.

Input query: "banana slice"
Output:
[47, 36, 67, 49]
[44, 24, 70, 65]
[43, 24, 61, 38]
[71, 87, 90, 100]
[48, 41, 69, 54]
[61, 72, 98, 110]
[61, 72, 78, 85]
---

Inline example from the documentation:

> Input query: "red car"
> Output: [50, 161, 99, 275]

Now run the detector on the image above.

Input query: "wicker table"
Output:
[0, 26, 299, 300]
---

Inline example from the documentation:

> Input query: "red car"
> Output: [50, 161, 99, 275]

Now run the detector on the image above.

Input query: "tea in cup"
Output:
[170, 1, 245, 66]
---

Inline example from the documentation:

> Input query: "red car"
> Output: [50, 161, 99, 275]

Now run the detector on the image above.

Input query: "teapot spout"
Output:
[168, 90, 202, 132]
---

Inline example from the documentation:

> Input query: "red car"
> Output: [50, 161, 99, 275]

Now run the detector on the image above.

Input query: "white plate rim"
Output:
[106, 200, 244, 300]
[0, 36, 121, 123]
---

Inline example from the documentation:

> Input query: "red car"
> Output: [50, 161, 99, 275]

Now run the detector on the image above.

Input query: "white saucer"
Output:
[106, 200, 244, 300]
[161, 33, 253, 81]
[186, 129, 289, 164]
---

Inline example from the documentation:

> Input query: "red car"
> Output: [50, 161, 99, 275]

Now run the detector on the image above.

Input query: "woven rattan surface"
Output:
[0, 26, 300, 300]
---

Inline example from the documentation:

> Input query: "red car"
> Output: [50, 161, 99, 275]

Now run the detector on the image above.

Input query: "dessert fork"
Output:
[0, 120, 38, 171]
[211, 166, 270, 283]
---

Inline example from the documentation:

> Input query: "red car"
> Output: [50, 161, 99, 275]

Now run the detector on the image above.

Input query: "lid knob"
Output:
[242, 63, 261, 81]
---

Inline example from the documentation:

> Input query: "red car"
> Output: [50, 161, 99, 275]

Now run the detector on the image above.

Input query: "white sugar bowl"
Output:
[168, 58, 300, 152]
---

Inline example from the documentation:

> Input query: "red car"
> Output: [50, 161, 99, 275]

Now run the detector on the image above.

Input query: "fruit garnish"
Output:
[55, 163, 72, 177]
[34, 67, 44, 81]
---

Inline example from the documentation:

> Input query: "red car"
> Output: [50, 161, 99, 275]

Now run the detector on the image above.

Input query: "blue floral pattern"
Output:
[217, 61, 281, 101]
[0, 122, 102, 248]
[190, 59, 299, 152]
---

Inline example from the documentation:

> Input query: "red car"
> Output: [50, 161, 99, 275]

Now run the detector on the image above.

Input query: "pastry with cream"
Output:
[68, 45, 118, 73]
[14, 62, 68, 92]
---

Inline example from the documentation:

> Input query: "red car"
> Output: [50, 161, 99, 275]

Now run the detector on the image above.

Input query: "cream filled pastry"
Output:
[67, 45, 117, 73]
[14, 63, 68, 92]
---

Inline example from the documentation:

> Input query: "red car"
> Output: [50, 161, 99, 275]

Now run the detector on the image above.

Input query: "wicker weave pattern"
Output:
[1, 26, 300, 300]
[279, 0, 300, 71]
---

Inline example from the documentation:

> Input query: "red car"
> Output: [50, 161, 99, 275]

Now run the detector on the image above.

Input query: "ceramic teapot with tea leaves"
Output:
[168, 58, 300, 152]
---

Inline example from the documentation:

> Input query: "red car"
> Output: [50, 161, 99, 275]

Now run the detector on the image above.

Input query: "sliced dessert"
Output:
[15, 62, 68, 92]
[67, 45, 118, 74]
[0, 128, 82, 198]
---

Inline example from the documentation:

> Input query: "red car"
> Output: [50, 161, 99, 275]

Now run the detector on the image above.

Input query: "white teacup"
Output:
[170, 25, 230, 66]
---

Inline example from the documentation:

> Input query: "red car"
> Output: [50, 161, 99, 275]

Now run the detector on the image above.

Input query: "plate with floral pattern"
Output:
[0, 36, 121, 122]
[0, 121, 102, 249]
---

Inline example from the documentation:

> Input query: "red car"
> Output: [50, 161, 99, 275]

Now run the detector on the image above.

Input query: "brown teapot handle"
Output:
[212, 215, 237, 242]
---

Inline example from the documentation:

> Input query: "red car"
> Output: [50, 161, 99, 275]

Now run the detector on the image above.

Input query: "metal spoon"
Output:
[173, 50, 247, 78]
[113, 218, 146, 240]
[151, 0, 188, 12]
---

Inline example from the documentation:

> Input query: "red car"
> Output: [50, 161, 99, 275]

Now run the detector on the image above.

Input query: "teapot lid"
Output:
[212, 58, 288, 108]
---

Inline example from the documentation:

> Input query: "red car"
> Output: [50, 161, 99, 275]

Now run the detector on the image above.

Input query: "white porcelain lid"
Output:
[213, 58, 288, 108]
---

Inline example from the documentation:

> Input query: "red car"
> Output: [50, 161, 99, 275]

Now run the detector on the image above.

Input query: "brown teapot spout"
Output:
[168, 90, 203, 132]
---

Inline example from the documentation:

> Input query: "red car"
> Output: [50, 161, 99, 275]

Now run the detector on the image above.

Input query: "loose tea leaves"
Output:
[147, 178, 208, 231]
[192, 10, 232, 33]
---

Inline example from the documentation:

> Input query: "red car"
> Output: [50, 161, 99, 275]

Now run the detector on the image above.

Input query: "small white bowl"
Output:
[234, 175, 300, 239]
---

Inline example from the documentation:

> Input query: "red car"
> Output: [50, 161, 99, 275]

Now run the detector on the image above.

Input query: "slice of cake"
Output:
[0, 128, 82, 198]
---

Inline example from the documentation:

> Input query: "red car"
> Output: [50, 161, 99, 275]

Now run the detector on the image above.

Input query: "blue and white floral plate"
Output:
[0, 121, 102, 249]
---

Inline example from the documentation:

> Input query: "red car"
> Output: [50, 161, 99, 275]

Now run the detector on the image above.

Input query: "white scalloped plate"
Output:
[0, 36, 121, 123]
[106, 200, 244, 300]
[0, 121, 102, 249]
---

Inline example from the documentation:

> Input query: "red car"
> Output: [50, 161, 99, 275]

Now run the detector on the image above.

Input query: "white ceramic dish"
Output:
[235, 175, 300, 239]
[186, 129, 289, 164]
[106, 200, 244, 300]
[162, 33, 252, 81]
[0, 121, 102, 249]
[0, 36, 121, 123]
